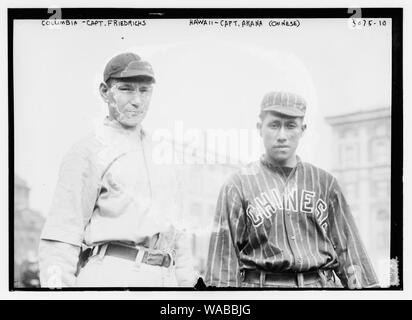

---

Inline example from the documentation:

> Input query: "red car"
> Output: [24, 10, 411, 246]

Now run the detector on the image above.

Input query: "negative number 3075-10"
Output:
[351, 19, 387, 27]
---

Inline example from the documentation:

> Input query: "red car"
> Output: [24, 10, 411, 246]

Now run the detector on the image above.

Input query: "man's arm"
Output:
[328, 178, 380, 288]
[39, 143, 99, 288]
[38, 240, 80, 287]
[205, 179, 246, 287]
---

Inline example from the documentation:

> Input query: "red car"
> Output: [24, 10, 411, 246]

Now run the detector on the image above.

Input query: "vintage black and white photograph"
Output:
[9, 7, 401, 291]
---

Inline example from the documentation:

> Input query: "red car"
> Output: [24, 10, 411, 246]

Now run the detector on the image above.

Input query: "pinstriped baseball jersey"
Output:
[205, 156, 379, 288]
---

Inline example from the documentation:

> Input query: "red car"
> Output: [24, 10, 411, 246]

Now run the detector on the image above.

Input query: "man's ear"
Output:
[256, 121, 262, 137]
[301, 124, 307, 136]
[99, 82, 110, 103]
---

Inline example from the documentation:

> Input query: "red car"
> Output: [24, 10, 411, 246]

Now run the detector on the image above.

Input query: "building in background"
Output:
[179, 163, 237, 277]
[325, 107, 391, 286]
[14, 174, 45, 288]
[172, 141, 239, 279]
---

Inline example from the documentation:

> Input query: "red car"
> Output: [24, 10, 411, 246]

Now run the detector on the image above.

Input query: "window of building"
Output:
[340, 144, 358, 167]
[375, 123, 387, 136]
[371, 180, 390, 199]
[369, 138, 390, 165]
[338, 128, 358, 139]
[338, 129, 345, 139]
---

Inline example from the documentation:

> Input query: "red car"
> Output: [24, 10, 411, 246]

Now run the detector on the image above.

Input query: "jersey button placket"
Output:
[283, 201, 297, 268]
[283, 206, 297, 268]
[282, 169, 301, 271]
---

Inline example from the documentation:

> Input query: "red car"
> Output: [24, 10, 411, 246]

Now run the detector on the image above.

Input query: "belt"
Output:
[242, 269, 333, 287]
[90, 243, 173, 268]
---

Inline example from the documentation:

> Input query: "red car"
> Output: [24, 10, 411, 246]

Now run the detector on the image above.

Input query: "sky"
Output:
[13, 17, 391, 215]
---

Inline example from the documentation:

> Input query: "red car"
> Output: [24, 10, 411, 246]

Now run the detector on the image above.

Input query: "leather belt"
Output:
[242, 269, 333, 287]
[91, 243, 173, 268]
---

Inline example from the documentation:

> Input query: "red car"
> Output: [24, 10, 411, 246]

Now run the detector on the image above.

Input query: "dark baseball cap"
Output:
[260, 91, 306, 117]
[103, 52, 155, 83]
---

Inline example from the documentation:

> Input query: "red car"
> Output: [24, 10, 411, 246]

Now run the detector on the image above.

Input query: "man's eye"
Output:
[287, 123, 297, 129]
[140, 87, 151, 93]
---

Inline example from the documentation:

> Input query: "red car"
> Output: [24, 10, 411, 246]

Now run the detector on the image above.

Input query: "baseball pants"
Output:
[75, 254, 178, 287]
[240, 270, 343, 288]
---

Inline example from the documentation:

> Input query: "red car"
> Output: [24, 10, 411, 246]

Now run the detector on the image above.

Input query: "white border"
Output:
[1, 0, 410, 300]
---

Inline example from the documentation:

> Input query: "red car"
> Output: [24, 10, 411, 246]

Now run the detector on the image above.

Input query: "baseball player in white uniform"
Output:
[38, 52, 198, 287]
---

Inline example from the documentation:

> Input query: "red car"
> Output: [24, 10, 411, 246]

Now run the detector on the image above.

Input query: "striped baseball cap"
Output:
[260, 91, 306, 117]
[103, 52, 155, 83]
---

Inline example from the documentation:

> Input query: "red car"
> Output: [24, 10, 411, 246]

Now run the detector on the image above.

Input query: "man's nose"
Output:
[130, 92, 142, 107]
[277, 126, 287, 142]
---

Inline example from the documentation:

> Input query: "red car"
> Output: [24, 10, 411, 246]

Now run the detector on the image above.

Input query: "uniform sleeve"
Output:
[328, 178, 380, 288]
[205, 180, 246, 287]
[38, 239, 80, 288]
[40, 143, 100, 246]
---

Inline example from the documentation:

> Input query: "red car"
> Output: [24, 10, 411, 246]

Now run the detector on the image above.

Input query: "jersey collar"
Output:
[103, 116, 146, 139]
[260, 155, 302, 171]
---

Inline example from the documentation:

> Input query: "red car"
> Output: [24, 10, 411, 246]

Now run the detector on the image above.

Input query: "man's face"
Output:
[258, 111, 306, 166]
[100, 78, 154, 128]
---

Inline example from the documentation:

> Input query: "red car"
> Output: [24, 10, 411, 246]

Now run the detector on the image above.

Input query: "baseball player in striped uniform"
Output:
[205, 91, 379, 288]
[38, 52, 197, 287]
